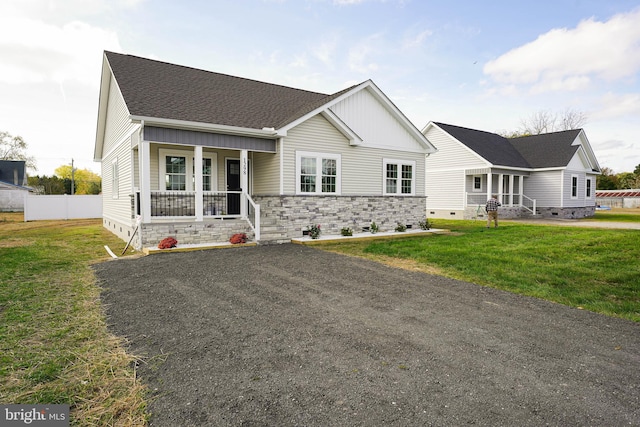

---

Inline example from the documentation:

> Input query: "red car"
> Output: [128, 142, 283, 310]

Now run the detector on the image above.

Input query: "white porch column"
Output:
[486, 172, 493, 201]
[519, 175, 524, 205]
[194, 145, 203, 221]
[498, 174, 504, 204]
[509, 174, 514, 206]
[139, 140, 151, 223]
[240, 149, 248, 218]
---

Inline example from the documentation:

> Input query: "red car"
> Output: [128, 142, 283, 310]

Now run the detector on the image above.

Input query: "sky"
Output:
[1, 0, 639, 176]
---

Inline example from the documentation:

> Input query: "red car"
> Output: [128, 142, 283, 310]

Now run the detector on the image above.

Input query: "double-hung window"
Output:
[586, 177, 592, 199]
[383, 159, 415, 195]
[473, 175, 482, 192]
[159, 149, 217, 191]
[296, 151, 341, 195]
[571, 174, 579, 199]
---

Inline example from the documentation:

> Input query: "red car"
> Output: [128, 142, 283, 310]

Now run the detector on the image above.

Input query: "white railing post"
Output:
[254, 203, 260, 241]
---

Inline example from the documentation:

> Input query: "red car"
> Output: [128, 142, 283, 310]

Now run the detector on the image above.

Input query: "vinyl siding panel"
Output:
[330, 88, 425, 153]
[523, 171, 562, 207]
[426, 169, 465, 209]
[102, 80, 134, 156]
[102, 138, 133, 223]
[563, 169, 588, 208]
[253, 150, 280, 194]
[423, 126, 485, 170]
[283, 115, 425, 196]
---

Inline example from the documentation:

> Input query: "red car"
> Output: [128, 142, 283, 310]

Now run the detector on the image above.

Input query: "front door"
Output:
[226, 159, 241, 215]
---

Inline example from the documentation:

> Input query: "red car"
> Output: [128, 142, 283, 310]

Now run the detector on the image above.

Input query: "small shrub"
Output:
[418, 218, 432, 230]
[158, 237, 178, 249]
[341, 227, 353, 236]
[307, 224, 321, 239]
[370, 221, 379, 234]
[229, 233, 248, 244]
[395, 222, 407, 232]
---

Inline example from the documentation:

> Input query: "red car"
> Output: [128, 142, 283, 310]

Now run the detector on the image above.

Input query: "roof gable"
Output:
[508, 130, 581, 168]
[433, 122, 530, 168]
[104, 51, 341, 130]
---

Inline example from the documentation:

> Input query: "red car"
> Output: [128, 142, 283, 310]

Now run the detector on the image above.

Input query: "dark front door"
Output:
[226, 159, 241, 215]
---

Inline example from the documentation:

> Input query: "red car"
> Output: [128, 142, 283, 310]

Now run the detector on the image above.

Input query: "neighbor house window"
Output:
[383, 159, 415, 195]
[571, 175, 578, 199]
[159, 149, 217, 191]
[111, 158, 119, 199]
[473, 175, 482, 192]
[296, 151, 341, 195]
[586, 178, 592, 198]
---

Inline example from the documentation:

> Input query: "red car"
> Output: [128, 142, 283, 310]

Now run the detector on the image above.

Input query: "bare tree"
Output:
[0, 131, 37, 170]
[505, 108, 589, 137]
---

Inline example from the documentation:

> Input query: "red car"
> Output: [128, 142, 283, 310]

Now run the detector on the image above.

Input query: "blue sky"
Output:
[1, 0, 639, 176]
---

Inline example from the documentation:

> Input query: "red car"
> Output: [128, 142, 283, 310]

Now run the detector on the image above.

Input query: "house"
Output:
[0, 160, 31, 212]
[94, 52, 437, 248]
[421, 122, 601, 219]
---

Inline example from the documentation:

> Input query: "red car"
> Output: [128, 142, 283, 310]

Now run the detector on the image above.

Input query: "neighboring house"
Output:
[94, 52, 437, 248]
[422, 122, 601, 219]
[0, 160, 31, 212]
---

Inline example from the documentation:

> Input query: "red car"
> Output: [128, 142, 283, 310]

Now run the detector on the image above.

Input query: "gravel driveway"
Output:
[95, 244, 640, 426]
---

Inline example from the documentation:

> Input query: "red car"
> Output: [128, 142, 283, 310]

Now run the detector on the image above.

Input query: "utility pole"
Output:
[71, 158, 75, 195]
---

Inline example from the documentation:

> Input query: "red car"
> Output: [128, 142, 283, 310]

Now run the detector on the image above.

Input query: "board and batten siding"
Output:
[283, 114, 425, 196]
[330, 88, 426, 153]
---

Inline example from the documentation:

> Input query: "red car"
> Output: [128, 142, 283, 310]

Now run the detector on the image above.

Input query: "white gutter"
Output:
[130, 115, 280, 139]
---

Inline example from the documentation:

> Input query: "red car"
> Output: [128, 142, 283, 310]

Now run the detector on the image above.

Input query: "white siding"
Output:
[102, 81, 133, 156]
[102, 137, 133, 222]
[253, 150, 280, 194]
[426, 169, 465, 209]
[563, 169, 588, 208]
[330, 88, 425, 153]
[523, 171, 562, 207]
[423, 126, 485, 170]
[283, 115, 425, 196]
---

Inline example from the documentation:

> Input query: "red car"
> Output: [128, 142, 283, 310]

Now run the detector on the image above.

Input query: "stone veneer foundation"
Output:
[253, 195, 428, 240]
[139, 219, 253, 248]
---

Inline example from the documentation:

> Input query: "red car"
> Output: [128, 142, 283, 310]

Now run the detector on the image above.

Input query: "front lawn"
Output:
[321, 220, 640, 322]
[592, 208, 640, 222]
[0, 214, 147, 425]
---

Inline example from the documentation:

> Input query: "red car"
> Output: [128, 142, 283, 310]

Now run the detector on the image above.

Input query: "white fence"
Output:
[24, 194, 102, 221]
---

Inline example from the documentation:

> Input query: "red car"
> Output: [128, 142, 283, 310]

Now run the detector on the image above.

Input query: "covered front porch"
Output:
[131, 125, 277, 247]
[465, 168, 536, 215]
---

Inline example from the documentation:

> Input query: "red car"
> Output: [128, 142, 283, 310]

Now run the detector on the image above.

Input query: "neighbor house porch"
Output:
[464, 169, 536, 215]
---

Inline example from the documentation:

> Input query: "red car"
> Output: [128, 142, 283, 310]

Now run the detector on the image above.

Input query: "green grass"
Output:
[0, 213, 147, 426]
[592, 210, 640, 222]
[321, 219, 640, 322]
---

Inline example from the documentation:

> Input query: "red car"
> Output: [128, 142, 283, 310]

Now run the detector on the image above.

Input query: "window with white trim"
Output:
[473, 175, 482, 192]
[571, 175, 578, 199]
[383, 159, 415, 195]
[296, 151, 341, 195]
[586, 177, 592, 198]
[111, 158, 119, 199]
[159, 149, 217, 191]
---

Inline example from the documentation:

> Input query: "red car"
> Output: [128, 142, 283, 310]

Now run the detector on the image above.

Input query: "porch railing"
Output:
[466, 192, 536, 215]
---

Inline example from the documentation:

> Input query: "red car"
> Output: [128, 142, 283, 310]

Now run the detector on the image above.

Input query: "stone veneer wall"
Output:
[139, 219, 253, 248]
[462, 205, 596, 220]
[536, 206, 595, 219]
[253, 195, 427, 239]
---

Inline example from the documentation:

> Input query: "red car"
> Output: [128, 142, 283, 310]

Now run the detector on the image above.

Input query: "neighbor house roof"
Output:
[432, 122, 589, 170]
[104, 51, 359, 130]
[509, 130, 582, 168]
[0, 160, 27, 186]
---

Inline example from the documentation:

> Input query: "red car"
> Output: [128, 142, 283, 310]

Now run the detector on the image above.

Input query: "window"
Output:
[473, 175, 482, 192]
[383, 159, 415, 195]
[111, 158, 119, 199]
[159, 149, 217, 191]
[571, 175, 578, 199]
[296, 151, 341, 195]
[586, 178, 592, 199]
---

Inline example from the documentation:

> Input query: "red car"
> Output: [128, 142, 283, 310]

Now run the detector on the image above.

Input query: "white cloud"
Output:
[0, 4, 123, 88]
[483, 8, 640, 93]
[591, 92, 640, 120]
[402, 29, 433, 50]
[348, 34, 383, 73]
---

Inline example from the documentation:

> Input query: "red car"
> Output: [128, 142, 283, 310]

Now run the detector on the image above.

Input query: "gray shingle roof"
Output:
[509, 130, 581, 168]
[435, 122, 582, 169]
[434, 123, 531, 168]
[105, 51, 358, 130]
